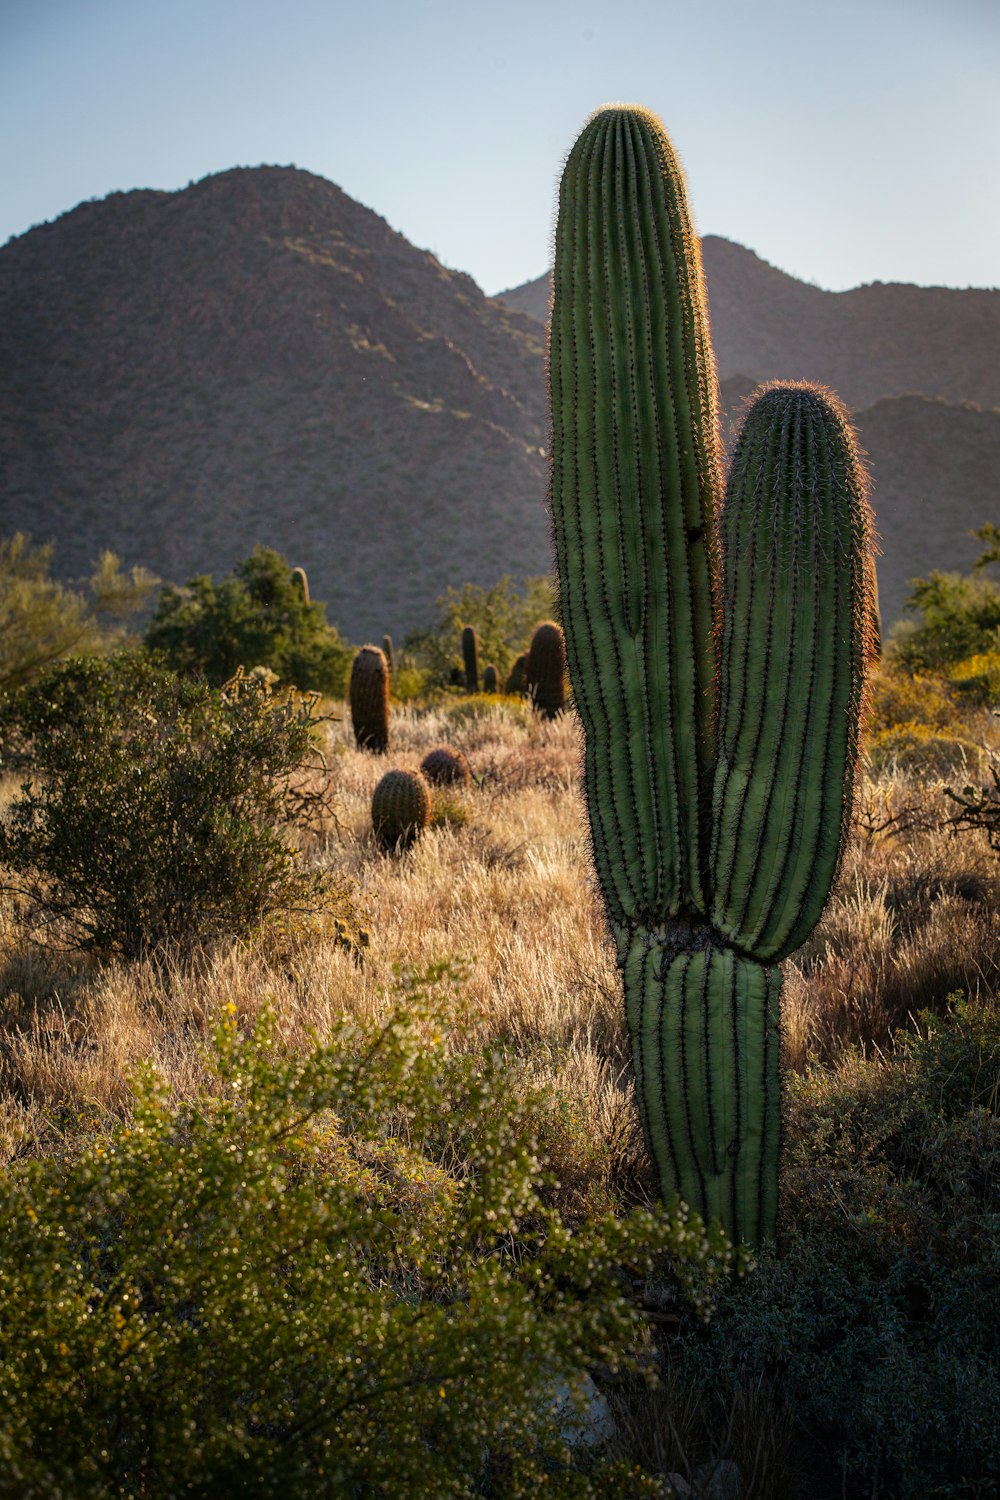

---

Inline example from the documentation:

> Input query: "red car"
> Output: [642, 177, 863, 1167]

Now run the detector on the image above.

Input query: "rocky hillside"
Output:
[0, 167, 549, 642]
[2, 169, 997, 642]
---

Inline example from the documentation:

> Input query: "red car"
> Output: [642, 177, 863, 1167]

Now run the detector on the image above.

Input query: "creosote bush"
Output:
[0, 654, 355, 960]
[0, 965, 738, 1498]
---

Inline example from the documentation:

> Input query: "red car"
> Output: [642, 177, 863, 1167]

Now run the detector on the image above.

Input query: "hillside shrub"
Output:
[0, 966, 732, 1498]
[406, 575, 556, 687]
[947, 650, 1000, 707]
[867, 721, 986, 778]
[891, 569, 1000, 674]
[0, 654, 356, 960]
[867, 664, 959, 731]
[145, 546, 352, 694]
[681, 997, 1000, 1496]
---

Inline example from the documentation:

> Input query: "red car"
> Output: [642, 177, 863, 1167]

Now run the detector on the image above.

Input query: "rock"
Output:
[664, 1459, 743, 1499]
[547, 1370, 615, 1449]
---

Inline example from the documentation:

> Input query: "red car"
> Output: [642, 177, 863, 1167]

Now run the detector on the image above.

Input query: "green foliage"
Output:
[947, 649, 1000, 707]
[145, 546, 352, 695]
[891, 569, 1000, 673]
[0, 532, 154, 695]
[686, 998, 1000, 1496]
[406, 576, 556, 687]
[0, 655, 353, 960]
[0, 965, 729, 1498]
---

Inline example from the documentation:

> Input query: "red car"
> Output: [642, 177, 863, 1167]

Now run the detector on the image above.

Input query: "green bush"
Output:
[145, 546, 352, 695]
[0, 654, 355, 960]
[405, 576, 556, 688]
[891, 570, 1000, 674]
[0, 965, 731, 1498]
[680, 997, 1000, 1496]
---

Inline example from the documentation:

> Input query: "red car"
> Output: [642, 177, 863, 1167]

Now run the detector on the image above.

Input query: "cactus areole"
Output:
[548, 105, 875, 1247]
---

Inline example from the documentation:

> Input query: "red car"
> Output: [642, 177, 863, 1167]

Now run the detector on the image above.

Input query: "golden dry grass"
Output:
[1, 695, 998, 1216]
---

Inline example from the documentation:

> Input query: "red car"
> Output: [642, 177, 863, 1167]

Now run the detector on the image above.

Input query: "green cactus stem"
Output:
[382, 634, 394, 672]
[420, 745, 472, 788]
[549, 106, 875, 1247]
[371, 769, 432, 852]
[482, 664, 499, 694]
[290, 566, 310, 603]
[526, 621, 568, 719]
[461, 626, 479, 694]
[349, 645, 390, 754]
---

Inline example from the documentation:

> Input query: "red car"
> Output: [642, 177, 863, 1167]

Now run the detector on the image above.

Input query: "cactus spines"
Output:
[382, 634, 394, 672]
[526, 621, 567, 719]
[505, 652, 529, 696]
[371, 769, 432, 852]
[549, 106, 875, 1247]
[482, 664, 499, 694]
[290, 566, 310, 603]
[420, 745, 472, 788]
[461, 625, 479, 694]
[349, 645, 390, 754]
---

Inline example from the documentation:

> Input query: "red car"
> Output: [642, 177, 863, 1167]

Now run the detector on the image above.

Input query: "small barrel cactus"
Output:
[349, 645, 390, 753]
[371, 769, 432, 852]
[526, 621, 568, 718]
[420, 745, 472, 788]
[290, 566, 309, 603]
[482, 664, 499, 694]
[462, 625, 479, 694]
[506, 652, 530, 696]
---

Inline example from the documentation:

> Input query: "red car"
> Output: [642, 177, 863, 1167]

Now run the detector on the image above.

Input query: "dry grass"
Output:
[1, 696, 998, 1202]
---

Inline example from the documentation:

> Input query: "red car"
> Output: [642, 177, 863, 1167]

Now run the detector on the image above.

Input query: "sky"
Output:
[2, 0, 998, 296]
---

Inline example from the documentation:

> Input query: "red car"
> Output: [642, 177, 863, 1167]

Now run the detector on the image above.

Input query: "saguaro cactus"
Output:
[549, 105, 875, 1246]
[526, 621, 568, 719]
[349, 645, 390, 754]
[461, 626, 479, 694]
[290, 566, 310, 603]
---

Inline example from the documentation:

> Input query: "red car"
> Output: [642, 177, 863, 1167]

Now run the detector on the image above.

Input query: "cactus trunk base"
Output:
[622, 926, 782, 1247]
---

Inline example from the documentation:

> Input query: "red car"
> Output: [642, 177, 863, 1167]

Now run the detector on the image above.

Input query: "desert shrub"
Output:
[947, 763, 1000, 852]
[145, 546, 352, 695]
[681, 997, 1000, 1496]
[866, 664, 958, 731]
[891, 569, 1000, 674]
[0, 532, 153, 695]
[0, 654, 356, 960]
[947, 649, 1000, 707]
[0, 966, 731, 1498]
[406, 575, 556, 687]
[867, 721, 986, 778]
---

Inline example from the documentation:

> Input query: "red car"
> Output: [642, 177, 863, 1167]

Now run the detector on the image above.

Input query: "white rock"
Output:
[547, 1370, 615, 1449]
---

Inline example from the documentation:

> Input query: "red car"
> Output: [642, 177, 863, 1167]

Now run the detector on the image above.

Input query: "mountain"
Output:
[0, 167, 549, 642]
[2, 171, 997, 644]
[496, 237, 1000, 412]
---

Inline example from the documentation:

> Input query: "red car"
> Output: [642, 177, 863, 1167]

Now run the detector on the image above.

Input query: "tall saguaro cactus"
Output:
[549, 105, 875, 1247]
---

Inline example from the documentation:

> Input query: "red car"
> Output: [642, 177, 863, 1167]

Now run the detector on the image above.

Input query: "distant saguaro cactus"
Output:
[526, 621, 567, 719]
[349, 645, 390, 753]
[290, 566, 310, 603]
[505, 652, 529, 697]
[420, 745, 472, 789]
[482, 664, 499, 694]
[382, 634, 394, 672]
[461, 626, 479, 694]
[371, 769, 432, 852]
[549, 105, 876, 1247]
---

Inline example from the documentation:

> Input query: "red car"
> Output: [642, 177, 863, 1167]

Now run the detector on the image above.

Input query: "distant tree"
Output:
[405, 575, 556, 686]
[892, 522, 1000, 673]
[144, 546, 352, 695]
[0, 533, 154, 695]
[972, 522, 1000, 571]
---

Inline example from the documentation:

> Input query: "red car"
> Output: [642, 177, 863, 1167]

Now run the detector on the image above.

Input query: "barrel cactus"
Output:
[482, 664, 499, 694]
[349, 645, 390, 754]
[461, 625, 479, 694]
[420, 745, 472, 789]
[549, 105, 876, 1247]
[526, 621, 567, 719]
[371, 769, 432, 852]
[506, 652, 529, 697]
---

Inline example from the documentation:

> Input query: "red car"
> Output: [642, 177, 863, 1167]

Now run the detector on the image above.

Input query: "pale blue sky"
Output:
[2, 0, 998, 294]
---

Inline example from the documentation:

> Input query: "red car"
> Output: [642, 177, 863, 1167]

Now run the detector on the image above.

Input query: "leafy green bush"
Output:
[0, 654, 355, 960]
[145, 546, 352, 695]
[406, 576, 556, 687]
[947, 650, 1000, 708]
[0, 532, 153, 694]
[0, 966, 730, 1497]
[891, 570, 1000, 674]
[680, 997, 1000, 1497]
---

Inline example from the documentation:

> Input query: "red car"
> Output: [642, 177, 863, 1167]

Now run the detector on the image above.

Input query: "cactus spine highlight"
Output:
[549, 107, 874, 1246]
